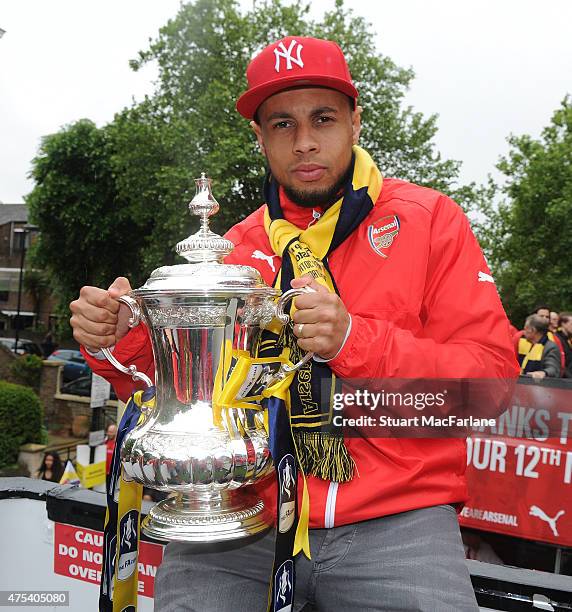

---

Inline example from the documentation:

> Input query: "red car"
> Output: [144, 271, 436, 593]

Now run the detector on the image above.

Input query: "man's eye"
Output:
[316, 115, 334, 124]
[272, 120, 291, 129]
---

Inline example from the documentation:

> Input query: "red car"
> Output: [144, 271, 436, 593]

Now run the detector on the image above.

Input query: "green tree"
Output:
[26, 119, 153, 310]
[28, 0, 463, 309]
[10, 354, 43, 391]
[473, 98, 572, 325]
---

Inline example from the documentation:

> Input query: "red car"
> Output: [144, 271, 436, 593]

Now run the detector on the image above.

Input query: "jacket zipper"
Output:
[324, 481, 339, 528]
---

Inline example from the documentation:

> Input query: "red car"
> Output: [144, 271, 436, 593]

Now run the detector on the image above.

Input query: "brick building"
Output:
[0, 202, 55, 331]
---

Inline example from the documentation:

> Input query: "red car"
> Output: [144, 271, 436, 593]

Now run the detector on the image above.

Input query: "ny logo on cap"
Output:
[274, 39, 304, 72]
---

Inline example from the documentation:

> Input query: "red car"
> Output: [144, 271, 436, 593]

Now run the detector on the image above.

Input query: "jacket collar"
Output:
[278, 186, 328, 229]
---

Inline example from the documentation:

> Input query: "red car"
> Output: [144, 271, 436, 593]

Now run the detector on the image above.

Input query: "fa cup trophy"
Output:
[101, 174, 311, 542]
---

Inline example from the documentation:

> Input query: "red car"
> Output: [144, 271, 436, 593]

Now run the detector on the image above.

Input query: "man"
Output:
[549, 311, 560, 333]
[104, 422, 117, 476]
[555, 312, 572, 378]
[70, 37, 518, 611]
[517, 314, 561, 379]
[513, 305, 565, 373]
[535, 305, 551, 323]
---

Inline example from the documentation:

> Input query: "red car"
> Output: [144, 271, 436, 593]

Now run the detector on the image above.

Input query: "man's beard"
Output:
[280, 160, 353, 209]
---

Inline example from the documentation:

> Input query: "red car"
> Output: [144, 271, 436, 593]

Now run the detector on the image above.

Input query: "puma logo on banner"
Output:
[252, 249, 277, 272]
[274, 40, 304, 72]
[529, 505, 565, 537]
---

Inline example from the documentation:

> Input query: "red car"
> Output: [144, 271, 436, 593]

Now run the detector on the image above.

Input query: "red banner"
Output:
[53, 522, 164, 598]
[461, 384, 572, 546]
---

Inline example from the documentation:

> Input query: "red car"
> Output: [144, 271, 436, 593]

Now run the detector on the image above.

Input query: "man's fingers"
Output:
[70, 299, 119, 324]
[293, 321, 320, 339]
[76, 286, 120, 314]
[293, 292, 337, 313]
[70, 279, 133, 350]
[292, 309, 320, 325]
[108, 276, 132, 299]
[72, 328, 116, 350]
[70, 312, 118, 337]
[296, 335, 329, 355]
[293, 321, 337, 340]
[290, 276, 329, 293]
[291, 277, 331, 311]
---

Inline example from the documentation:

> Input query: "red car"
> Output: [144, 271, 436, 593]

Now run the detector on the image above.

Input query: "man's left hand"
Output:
[290, 276, 350, 360]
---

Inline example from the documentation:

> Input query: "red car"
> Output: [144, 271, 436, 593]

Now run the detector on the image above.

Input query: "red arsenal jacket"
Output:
[84, 178, 519, 528]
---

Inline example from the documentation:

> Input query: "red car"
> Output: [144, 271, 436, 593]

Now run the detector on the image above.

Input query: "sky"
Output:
[1, 0, 571, 203]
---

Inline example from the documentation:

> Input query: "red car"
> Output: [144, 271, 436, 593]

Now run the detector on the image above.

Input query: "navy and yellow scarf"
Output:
[259, 145, 382, 482]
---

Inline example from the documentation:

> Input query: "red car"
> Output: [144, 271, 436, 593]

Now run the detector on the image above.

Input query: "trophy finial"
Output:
[188, 172, 219, 221]
[176, 174, 234, 263]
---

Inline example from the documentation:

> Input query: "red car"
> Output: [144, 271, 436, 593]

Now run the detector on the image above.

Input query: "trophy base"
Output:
[142, 490, 272, 543]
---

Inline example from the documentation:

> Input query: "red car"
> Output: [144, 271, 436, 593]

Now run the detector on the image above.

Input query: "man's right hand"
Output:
[70, 277, 132, 352]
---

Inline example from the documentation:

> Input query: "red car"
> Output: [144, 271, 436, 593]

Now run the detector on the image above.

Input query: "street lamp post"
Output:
[13, 224, 39, 354]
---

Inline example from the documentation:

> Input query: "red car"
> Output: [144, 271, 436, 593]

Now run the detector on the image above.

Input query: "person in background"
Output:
[462, 532, 504, 565]
[556, 313, 572, 378]
[105, 423, 117, 475]
[549, 311, 559, 333]
[38, 451, 64, 482]
[41, 331, 57, 358]
[517, 314, 561, 379]
[513, 305, 565, 374]
[534, 305, 551, 323]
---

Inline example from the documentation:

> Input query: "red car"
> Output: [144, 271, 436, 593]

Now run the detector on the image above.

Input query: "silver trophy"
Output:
[102, 174, 312, 542]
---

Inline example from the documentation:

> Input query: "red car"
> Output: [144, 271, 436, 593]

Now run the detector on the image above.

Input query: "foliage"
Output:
[27, 0, 463, 304]
[23, 268, 50, 326]
[0, 381, 44, 469]
[26, 119, 149, 305]
[472, 98, 572, 325]
[10, 354, 43, 391]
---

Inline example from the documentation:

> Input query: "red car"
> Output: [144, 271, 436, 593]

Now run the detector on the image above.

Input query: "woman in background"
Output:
[38, 451, 64, 482]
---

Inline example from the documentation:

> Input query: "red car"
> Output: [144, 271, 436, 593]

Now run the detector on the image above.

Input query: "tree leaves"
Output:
[473, 97, 572, 325]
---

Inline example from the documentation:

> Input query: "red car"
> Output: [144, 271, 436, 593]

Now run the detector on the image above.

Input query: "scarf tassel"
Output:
[293, 430, 356, 482]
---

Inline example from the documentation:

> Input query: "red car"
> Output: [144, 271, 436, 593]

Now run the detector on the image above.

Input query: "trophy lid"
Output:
[175, 173, 234, 264]
[133, 174, 277, 297]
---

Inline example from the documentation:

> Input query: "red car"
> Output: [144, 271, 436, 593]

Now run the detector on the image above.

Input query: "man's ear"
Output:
[352, 105, 363, 145]
[250, 120, 266, 156]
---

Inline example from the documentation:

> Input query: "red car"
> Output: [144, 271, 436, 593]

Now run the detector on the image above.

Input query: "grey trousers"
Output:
[154, 504, 479, 611]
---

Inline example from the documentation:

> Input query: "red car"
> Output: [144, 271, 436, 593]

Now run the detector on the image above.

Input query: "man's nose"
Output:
[293, 124, 319, 155]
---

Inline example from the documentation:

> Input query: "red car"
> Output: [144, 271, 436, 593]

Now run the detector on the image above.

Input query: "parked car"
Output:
[60, 374, 117, 400]
[0, 337, 43, 356]
[48, 349, 91, 382]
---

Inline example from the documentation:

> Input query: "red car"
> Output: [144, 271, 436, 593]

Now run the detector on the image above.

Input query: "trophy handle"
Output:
[274, 286, 316, 376]
[101, 295, 154, 390]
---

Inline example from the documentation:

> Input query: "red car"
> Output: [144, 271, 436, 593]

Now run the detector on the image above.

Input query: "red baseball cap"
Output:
[236, 36, 358, 120]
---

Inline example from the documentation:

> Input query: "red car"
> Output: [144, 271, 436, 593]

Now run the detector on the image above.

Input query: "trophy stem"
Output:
[141, 490, 272, 543]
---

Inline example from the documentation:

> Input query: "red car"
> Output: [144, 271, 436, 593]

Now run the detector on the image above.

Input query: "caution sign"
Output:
[54, 523, 164, 598]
